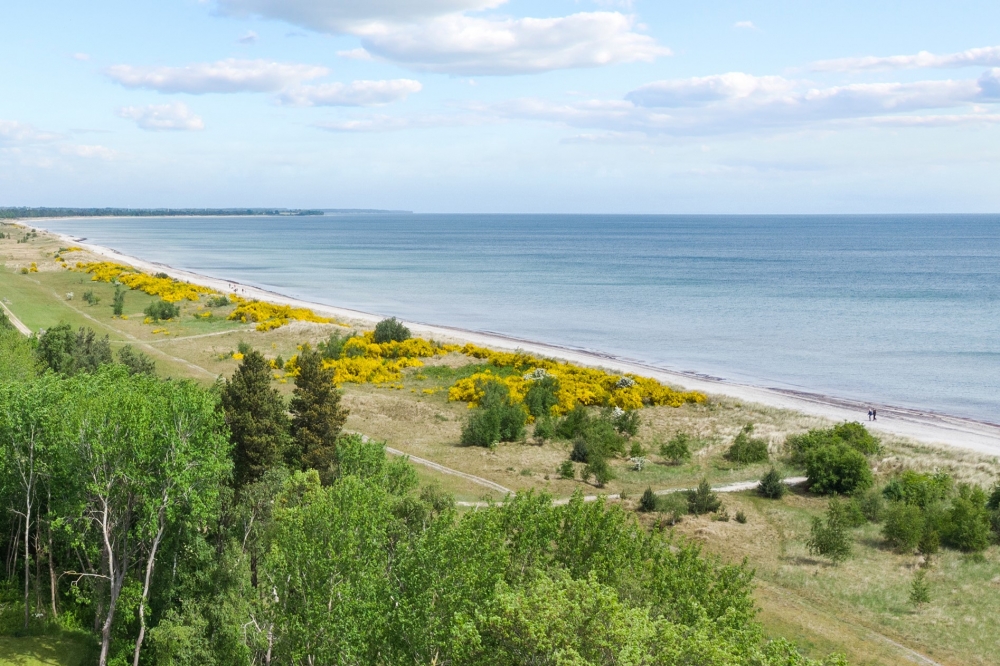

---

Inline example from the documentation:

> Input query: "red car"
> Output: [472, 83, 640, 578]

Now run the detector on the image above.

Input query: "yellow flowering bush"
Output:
[449, 343, 705, 413]
[28, 262, 38, 273]
[75, 262, 212, 302]
[227, 298, 335, 331]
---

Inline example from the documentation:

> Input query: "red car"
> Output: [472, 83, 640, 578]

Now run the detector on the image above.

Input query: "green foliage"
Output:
[882, 502, 925, 552]
[687, 479, 722, 515]
[805, 444, 873, 495]
[523, 375, 560, 418]
[852, 486, 885, 522]
[555, 404, 590, 440]
[461, 380, 527, 447]
[570, 439, 589, 463]
[117, 344, 156, 376]
[606, 406, 640, 437]
[584, 455, 614, 487]
[909, 569, 931, 606]
[659, 432, 693, 465]
[558, 459, 575, 479]
[317, 329, 352, 359]
[222, 350, 292, 487]
[144, 299, 180, 321]
[0, 327, 39, 383]
[758, 467, 787, 499]
[289, 345, 348, 480]
[81, 290, 100, 305]
[36, 324, 113, 376]
[882, 470, 953, 508]
[532, 415, 555, 442]
[786, 422, 880, 465]
[639, 487, 657, 512]
[735, 510, 748, 524]
[111, 285, 126, 316]
[807, 499, 853, 564]
[372, 316, 411, 343]
[943, 485, 992, 553]
[726, 423, 769, 465]
[206, 294, 231, 308]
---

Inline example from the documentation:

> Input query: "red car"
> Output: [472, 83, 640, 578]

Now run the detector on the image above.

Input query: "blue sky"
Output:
[3, 0, 1000, 212]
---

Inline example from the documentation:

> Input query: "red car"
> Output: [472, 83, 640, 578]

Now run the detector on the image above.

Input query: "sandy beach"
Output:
[31, 222, 1000, 457]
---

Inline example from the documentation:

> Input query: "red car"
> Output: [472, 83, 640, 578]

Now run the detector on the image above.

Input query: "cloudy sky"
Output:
[3, 1, 1000, 212]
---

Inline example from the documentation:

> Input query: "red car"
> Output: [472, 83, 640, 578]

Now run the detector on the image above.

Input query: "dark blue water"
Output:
[40, 214, 1000, 423]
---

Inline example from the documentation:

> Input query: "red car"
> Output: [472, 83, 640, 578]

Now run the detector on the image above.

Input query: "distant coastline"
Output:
[0, 207, 412, 219]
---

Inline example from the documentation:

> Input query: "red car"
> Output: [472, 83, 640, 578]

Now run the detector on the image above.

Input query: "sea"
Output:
[38, 214, 1000, 424]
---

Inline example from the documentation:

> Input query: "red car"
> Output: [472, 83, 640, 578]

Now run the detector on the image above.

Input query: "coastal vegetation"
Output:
[2, 223, 1000, 665]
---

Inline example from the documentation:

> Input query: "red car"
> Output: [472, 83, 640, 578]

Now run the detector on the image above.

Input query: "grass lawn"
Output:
[0, 635, 94, 666]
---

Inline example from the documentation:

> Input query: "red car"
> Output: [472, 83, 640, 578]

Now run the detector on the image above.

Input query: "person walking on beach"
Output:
[872, 408, 877, 421]
[868, 408, 873, 421]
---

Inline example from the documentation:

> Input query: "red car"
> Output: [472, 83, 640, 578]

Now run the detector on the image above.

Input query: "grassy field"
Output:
[2, 222, 999, 665]
[0, 635, 93, 666]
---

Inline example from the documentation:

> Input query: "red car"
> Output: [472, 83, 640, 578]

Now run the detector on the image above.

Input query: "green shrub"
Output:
[882, 502, 925, 553]
[207, 294, 231, 307]
[608, 407, 640, 437]
[523, 375, 560, 418]
[82, 289, 100, 305]
[317, 330, 352, 359]
[807, 499, 853, 563]
[144, 299, 180, 321]
[758, 467, 786, 499]
[583, 455, 614, 487]
[118, 345, 155, 376]
[852, 486, 886, 522]
[558, 459, 575, 480]
[726, 424, 769, 465]
[112, 285, 126, 315]
[735, 510, 748, 524]
[910, 569, 931, 606]
[687, 479, 721, 515]
[533, 416, 555, 442]
[943, 485, 992, 553]
[786, 421, 880, 465]
[639, 487, 657, 512]
[460, 380, 527, 447]
[556, 404, 590, 439]
[805, 444, 873, 495]
[373, 317, 410, 343]
[659, 433, 693, 465]
[658, 492, 688, 524]
[882, 471, 953, 508]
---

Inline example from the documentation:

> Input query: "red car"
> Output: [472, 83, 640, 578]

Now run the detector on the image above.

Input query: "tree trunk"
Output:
[23, 489, 32, 629]
[132, 504, 166, 666]
[48, 489, 57, 618]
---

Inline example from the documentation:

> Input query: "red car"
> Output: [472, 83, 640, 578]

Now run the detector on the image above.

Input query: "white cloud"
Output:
[118, 103, 205, 131]
[734, 21, 757, 30]
[238, 30, 258, 44]
[337, 48, 373, 60]
[60, 144, 118, 160]
[107, 58, 328, 93]
[812, 45, 1000, 72]
[357, 12, 669, 75]
[278, 79, 422, 106]
[0, 120, 60, 144]
[485, 71, 1000, 137]
[216, 0, 668, 75]
[217, 0, 504, 32]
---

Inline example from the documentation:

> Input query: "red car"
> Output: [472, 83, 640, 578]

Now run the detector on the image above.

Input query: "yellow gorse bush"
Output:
[75, 262, 213, 302]
[227, 297, 335, 331]
[448, 344, 706, 413]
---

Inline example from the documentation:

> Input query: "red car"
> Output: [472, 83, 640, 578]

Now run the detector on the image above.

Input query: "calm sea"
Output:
[39, 214, 1000, 424]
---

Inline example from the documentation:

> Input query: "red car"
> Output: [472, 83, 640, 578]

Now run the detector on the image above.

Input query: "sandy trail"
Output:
[32, 224, 1000, 457]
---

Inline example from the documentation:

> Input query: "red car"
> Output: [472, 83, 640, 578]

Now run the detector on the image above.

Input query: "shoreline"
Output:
[26, 221, 1000, 456]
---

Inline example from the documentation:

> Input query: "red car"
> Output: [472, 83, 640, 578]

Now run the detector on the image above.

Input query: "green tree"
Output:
[726, 423, 769, 465]
[461, 380, 527, 447]
[372, 316, 410, 343]
[639, 487, 657, 512]
[222, 350, 291, 488]
[882, 502, 925, 552]
[687, 479, 722, 515]
[805, 444, 873, 495]
[36, 324, 113, 375]
[523, 375, 560, 418]
[117, 344, 156, 376]
[807, 499, 853, 563]
[943, 485, 992, 553]
[289, 345, 348, 479]
[112, 285, 126, 316]
[758, 467, 787, 499]
[659, 433, 693, 465]
[910, 569, 931, 606]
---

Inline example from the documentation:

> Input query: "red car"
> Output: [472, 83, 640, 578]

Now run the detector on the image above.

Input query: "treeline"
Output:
[0, 208, 324, 219]
[0, 321, 846, 665]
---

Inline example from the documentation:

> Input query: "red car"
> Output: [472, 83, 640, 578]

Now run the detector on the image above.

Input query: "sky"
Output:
[2, 0, 1000, 213]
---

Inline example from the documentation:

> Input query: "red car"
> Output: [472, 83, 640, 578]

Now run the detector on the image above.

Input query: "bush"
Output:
[558, 460, 575, 480]
[639, 487, 657, 512]
[570, 439, 589, 463]
[82, 289, 100, 305]
[318, 330, 352, 359]
[658, 492, 688, 525]
[144, 299, 180, 321]
[853, 486, 886, 522]
[882, 471, 952, 509]
[533, 416, 555, 442]
[807, 499, 853, 563]
[583, 455, 614, 487]
[523, 375, 560, 418]
[460, 380, 527, 447]
[943, 486, 992, 553]
[118, 345, 155, 376]
[608, 407, 640, 437]
[112, 285, 126, 316]
[725, 424, 769, 465]
[556, 404, 590, 440]
[757, 467, 786, 499]
[659, 433, 693, 465]
[882, 502, 925, 553]
[786, 421, 880, 465]
[805, 444, 873, 495]
[735, 510, 748, 524]
[910, 569, 931, 606]
[687, 479, 721, 515]
[373, 317, 410, 343]
[207, 294, 231, 307]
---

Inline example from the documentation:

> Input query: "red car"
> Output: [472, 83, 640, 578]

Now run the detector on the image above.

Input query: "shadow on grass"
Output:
[0, 633, 97, 666]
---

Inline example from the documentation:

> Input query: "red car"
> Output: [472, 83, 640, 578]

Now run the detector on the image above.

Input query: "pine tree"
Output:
[758, 467, 787, 499]
[909, 568, 931, 606]
[639, 487, 657, 512]
[222, 350, 291, 488]
[289, 346, 348, 479]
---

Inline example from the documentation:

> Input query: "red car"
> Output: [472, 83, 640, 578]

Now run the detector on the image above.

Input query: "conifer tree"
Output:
[222, 350, 291, 488]
[289, 346, 348, 478]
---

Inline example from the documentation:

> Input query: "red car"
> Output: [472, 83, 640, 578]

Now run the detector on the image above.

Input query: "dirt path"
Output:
[0, 300, 31, 335]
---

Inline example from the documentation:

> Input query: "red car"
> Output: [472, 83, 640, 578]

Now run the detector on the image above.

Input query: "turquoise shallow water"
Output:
[39, 214, 1000, 424]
